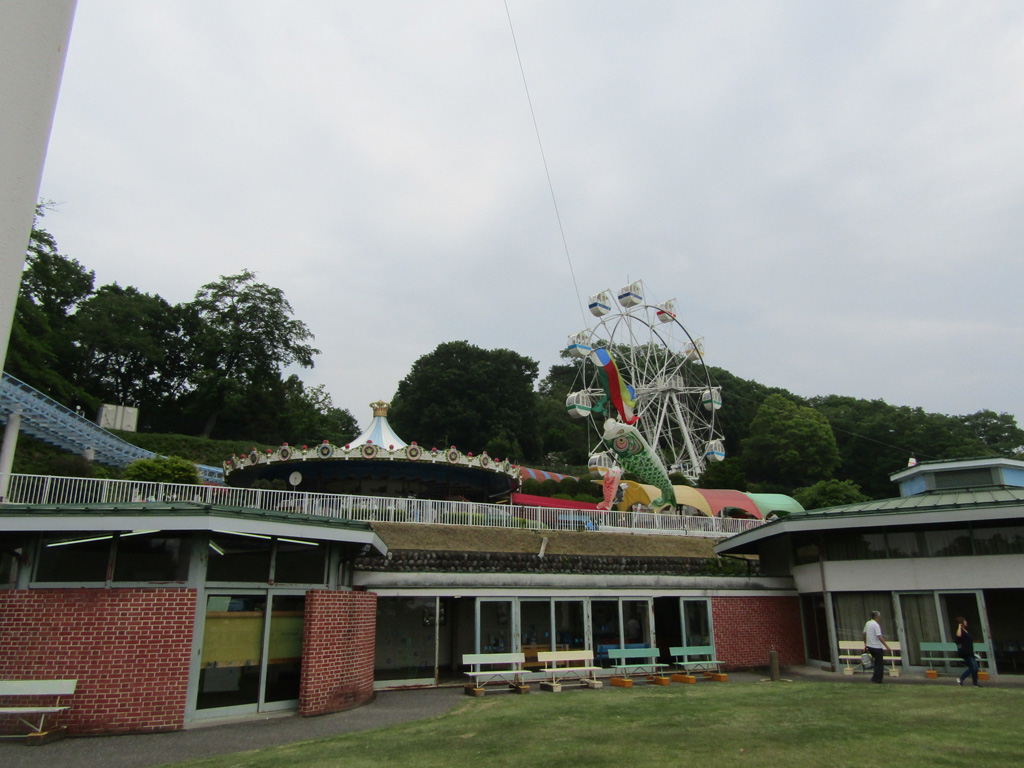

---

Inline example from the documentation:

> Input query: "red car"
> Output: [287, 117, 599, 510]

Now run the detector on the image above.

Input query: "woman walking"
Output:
[954, 617, 980, 687]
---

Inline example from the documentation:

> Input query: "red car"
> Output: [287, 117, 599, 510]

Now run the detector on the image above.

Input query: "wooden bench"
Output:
[462, 653, 529, 696]
[0, 679, 77, 743]
[838, 640, 902, 677]
[537, 649, 603, 692]
[920, 642, 989, 680]
[669, 645, 727, 683]
[607, 647, 669, 688]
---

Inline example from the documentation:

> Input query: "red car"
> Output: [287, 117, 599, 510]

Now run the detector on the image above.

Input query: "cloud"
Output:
[37, 1, 1024, 432]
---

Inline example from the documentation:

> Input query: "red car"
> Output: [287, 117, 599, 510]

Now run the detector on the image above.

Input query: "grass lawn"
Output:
[165, 681, 1024, 768]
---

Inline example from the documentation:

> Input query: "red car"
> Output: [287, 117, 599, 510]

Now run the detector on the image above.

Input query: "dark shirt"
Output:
[956, 627, 973, 659]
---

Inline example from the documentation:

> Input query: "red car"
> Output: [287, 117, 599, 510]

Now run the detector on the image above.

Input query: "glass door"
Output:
[197, 594, 267, 715]
[374, 596, 438, 687]
[196, 592, 305, 717]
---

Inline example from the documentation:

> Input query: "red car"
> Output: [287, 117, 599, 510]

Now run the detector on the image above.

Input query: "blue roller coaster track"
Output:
[0, 372, 224, 484]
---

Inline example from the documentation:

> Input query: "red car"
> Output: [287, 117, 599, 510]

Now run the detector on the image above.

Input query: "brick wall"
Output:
[711, 595, 805, 669]
[0, 588, 196, 735]
[300, 590, 376, 716]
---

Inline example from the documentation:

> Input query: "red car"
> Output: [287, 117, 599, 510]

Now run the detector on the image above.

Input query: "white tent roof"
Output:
[348, 400, 408, 450]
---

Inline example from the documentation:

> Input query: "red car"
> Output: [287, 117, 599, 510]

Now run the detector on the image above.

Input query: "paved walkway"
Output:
[0, 687, 465, 768]
[2, 668, 1020, 768]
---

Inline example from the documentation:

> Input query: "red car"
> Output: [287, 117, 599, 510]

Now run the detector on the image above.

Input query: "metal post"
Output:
[0, 411, 22, 500]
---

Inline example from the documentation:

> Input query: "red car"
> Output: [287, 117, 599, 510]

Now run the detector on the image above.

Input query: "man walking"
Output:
[863, 610, 891, 684]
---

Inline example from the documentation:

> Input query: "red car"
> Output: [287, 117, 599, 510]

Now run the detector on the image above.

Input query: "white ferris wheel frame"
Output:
[569, 283, 723, 481]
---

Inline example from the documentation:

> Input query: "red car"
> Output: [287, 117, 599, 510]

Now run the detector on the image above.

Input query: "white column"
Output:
[0, 411, 22, 501]
[0, 2, 77, 372]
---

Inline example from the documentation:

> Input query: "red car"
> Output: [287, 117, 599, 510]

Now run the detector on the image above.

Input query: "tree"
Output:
[956, 410, 1024, 457]
[72, 285, 190, 414]
[535, 360, 593, 465]
[698, 457, 747, 491]
[389, 341, 541, 460]
[279, 375, 360, 446]
[122, 456, 200, 485]
[6, 205, 95, 406]
[184, 271, 320, 438]
[742, 394, 841, 490]
[793, 478, 870, 510]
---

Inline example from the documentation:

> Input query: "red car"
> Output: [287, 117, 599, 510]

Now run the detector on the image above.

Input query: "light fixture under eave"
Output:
[208, 541, 225, 555]
[212, 530, 272, 540]
[47, 534, 114, 548]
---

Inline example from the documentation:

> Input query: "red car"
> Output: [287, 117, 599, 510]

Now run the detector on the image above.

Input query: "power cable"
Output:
[503, 1, 587, 327]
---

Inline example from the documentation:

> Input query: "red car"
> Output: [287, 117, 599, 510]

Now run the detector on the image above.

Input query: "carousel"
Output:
[223, 401, 520, 503]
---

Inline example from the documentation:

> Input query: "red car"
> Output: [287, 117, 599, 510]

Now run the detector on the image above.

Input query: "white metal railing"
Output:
[0, 473, 763, 538]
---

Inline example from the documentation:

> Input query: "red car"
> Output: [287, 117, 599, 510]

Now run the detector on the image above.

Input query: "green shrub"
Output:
[122, 456, 200, 485]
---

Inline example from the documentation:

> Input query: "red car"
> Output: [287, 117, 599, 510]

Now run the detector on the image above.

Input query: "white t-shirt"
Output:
[864, 619, 885, 649]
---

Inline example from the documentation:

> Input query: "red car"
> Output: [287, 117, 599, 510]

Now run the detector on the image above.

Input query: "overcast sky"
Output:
[37, 1, 1024, 433]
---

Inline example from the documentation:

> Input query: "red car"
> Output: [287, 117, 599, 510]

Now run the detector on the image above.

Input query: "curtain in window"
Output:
[898, 593, 941, 666]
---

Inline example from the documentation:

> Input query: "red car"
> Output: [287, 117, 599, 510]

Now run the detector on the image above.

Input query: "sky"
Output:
[36, 1, 1024, 432]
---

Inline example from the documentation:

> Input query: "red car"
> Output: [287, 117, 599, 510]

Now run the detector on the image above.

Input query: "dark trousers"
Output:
[869, 646, 885, 683]
[959, 654, 979, 685]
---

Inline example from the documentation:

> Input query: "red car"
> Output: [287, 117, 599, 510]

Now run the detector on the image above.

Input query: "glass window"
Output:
[207, 533, 273, 582]
[886, 530, 924, 558]
[973, 525, 1024, 556]
[520, 599, 552, 669]
[36, 532, 112, 582]
[623, 600, 650, 646]
[682, 600, 712, 647]
[273, 539, 326, 584]
[825, 531, 887, 561]
[374, 596, 436, 682]
[792, 534, 820, 565]
[832, 592, 895, 644]
[553, 600, 586, 651]
[591, 600, 621, 666]
[0, 534, 26, 587]
[113, 532, 191, 582]
[479, 600, 512, 654]
[923, 529, 972, 557]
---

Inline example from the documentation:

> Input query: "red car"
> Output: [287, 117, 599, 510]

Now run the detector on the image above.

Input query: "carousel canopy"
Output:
[349, 400, 408, 450]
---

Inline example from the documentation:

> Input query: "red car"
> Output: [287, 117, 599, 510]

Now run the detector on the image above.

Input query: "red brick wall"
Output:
[0, 588, 196, 735]
[300, 590, 376, 716]
[711, 595, 805, 669]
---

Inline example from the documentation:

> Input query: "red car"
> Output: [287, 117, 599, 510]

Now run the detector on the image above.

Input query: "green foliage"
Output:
[389, 341, 541, 460]
[535, 361, 593, 464]
[11, 436, 111, 478]
[539, 478, 560, 496]
[279, 375, 359, 447]
[667, 472, 692, 487]
[110, 432, 271, 468]
[186, 270, 320, 438]
[742, 394, 840, 490]
[73, 284, 190, 413]
[122, 456, 200, 485]
[955, 410, 1024, 456]
[793, 478, 871, 511]
[697, 457, 747, 491]
[809, 396, 999, 498]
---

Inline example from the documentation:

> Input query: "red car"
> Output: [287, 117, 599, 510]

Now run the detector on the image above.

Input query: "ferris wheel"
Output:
[565, 280, 725, 483]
